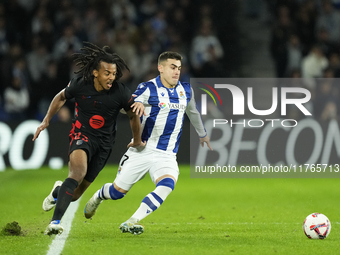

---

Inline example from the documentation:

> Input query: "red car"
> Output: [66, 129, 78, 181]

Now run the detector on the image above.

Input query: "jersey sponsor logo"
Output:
[89, 115, 105, 129]
[168, 103, 186, 110]
[158, 102, 186, 110]
[82, 95, 91, 99]
[159, 102, 166, 109]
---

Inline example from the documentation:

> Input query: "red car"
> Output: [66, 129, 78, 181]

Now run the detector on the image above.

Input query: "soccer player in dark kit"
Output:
[32, 42, 145, 236]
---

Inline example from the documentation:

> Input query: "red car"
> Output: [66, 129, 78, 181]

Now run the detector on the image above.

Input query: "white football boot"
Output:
[119, 218, 144, 235]
[44, 220, 63, 236]
[42, 181, 62, 211]
[84, 191, 103, 219]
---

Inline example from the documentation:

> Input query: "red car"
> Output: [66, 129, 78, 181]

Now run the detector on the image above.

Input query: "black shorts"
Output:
[68, 132, 112, 182]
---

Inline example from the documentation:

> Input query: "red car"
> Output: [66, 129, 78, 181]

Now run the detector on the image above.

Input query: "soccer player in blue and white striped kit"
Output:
[84, 51, 212, 235]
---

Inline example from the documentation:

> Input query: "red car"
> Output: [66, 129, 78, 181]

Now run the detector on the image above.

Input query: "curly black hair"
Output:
[73, 42, 129, 81]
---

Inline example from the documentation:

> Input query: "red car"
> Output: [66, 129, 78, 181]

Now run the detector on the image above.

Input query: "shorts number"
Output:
[73, 132, 88, 142]
[121, 154, 129, 166]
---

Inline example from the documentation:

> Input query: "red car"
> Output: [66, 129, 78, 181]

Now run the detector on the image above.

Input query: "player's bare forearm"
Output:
[32, 89, 67, 141]
[130, 115, 141, 144]
[127, 110, 145, 148]
[44, 89, 67, 122]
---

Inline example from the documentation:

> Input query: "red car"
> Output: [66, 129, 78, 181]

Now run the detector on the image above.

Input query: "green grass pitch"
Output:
[0, 165, 339, 255]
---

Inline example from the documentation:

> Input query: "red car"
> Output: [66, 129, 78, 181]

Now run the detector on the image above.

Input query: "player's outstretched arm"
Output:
[126, 109, 146, 148]
[32, 89, 67, 141]
[200, 135, 213, 151]
[186, 87, 212, 150]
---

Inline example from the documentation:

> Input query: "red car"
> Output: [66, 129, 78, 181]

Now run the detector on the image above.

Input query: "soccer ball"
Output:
[303, 213, 331, 239]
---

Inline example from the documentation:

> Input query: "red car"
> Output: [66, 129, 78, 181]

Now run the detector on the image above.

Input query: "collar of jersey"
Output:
[156, 75, 180, 89]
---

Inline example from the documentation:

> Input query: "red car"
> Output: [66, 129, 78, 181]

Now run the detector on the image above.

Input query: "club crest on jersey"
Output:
[76, 140, 83, 145]
[179, 91, 185, 99]
[161, 92, 165, 97]
[159, 102, 166, 109]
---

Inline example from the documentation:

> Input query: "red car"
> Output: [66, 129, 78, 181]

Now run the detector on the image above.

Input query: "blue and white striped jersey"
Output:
[133, 75, 207, 155]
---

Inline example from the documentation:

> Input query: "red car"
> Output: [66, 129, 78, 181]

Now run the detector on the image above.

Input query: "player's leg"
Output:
[52, 149, 87, 219]
[84, 182, 128, 219]
[130, 174, 176, 221]
[44, 149, 87, 235]
[43, 160, 92, 211]
[84, 147, 149, 219]
[73, 146, 113, 204]
[120, 175, 176, 235]
[120, 156, 178, 235]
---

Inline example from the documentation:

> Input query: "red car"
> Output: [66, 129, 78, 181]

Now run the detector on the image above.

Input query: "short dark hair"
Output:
[158, 51, 183, 65]
[73, 42, 129, 81]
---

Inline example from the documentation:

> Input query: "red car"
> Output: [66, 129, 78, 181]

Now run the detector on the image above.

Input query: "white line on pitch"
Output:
[46, 199, 81, 255]
[108, 222, 340, 225]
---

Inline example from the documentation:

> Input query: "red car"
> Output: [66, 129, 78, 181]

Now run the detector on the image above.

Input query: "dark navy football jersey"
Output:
[65, 76, 134, 146]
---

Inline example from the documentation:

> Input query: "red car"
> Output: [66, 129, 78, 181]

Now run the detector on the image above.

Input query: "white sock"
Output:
[131, 185, 173, 222]
[97, 183, 111, 200]
[97, 183, 125, 200]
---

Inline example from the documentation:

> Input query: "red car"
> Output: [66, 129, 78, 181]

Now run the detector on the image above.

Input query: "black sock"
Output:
[51, 178, 78, 221]
[52, 187, 60, 198]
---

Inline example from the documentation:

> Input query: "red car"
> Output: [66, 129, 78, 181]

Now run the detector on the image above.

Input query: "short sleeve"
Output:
[132, 82, 150, 104]
[64, 77, 79, 100]
[121, 85, 135, 112]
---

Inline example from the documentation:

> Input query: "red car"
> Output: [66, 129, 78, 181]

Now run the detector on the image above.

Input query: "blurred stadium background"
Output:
[1, 0, 340, 169]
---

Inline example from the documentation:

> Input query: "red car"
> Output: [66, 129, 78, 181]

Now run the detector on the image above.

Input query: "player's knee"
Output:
[109, 184, 126, 200]
[156, 177, 175, 190]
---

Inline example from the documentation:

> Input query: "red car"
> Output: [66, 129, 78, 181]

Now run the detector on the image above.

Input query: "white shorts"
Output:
[114, 146, 179, 191]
